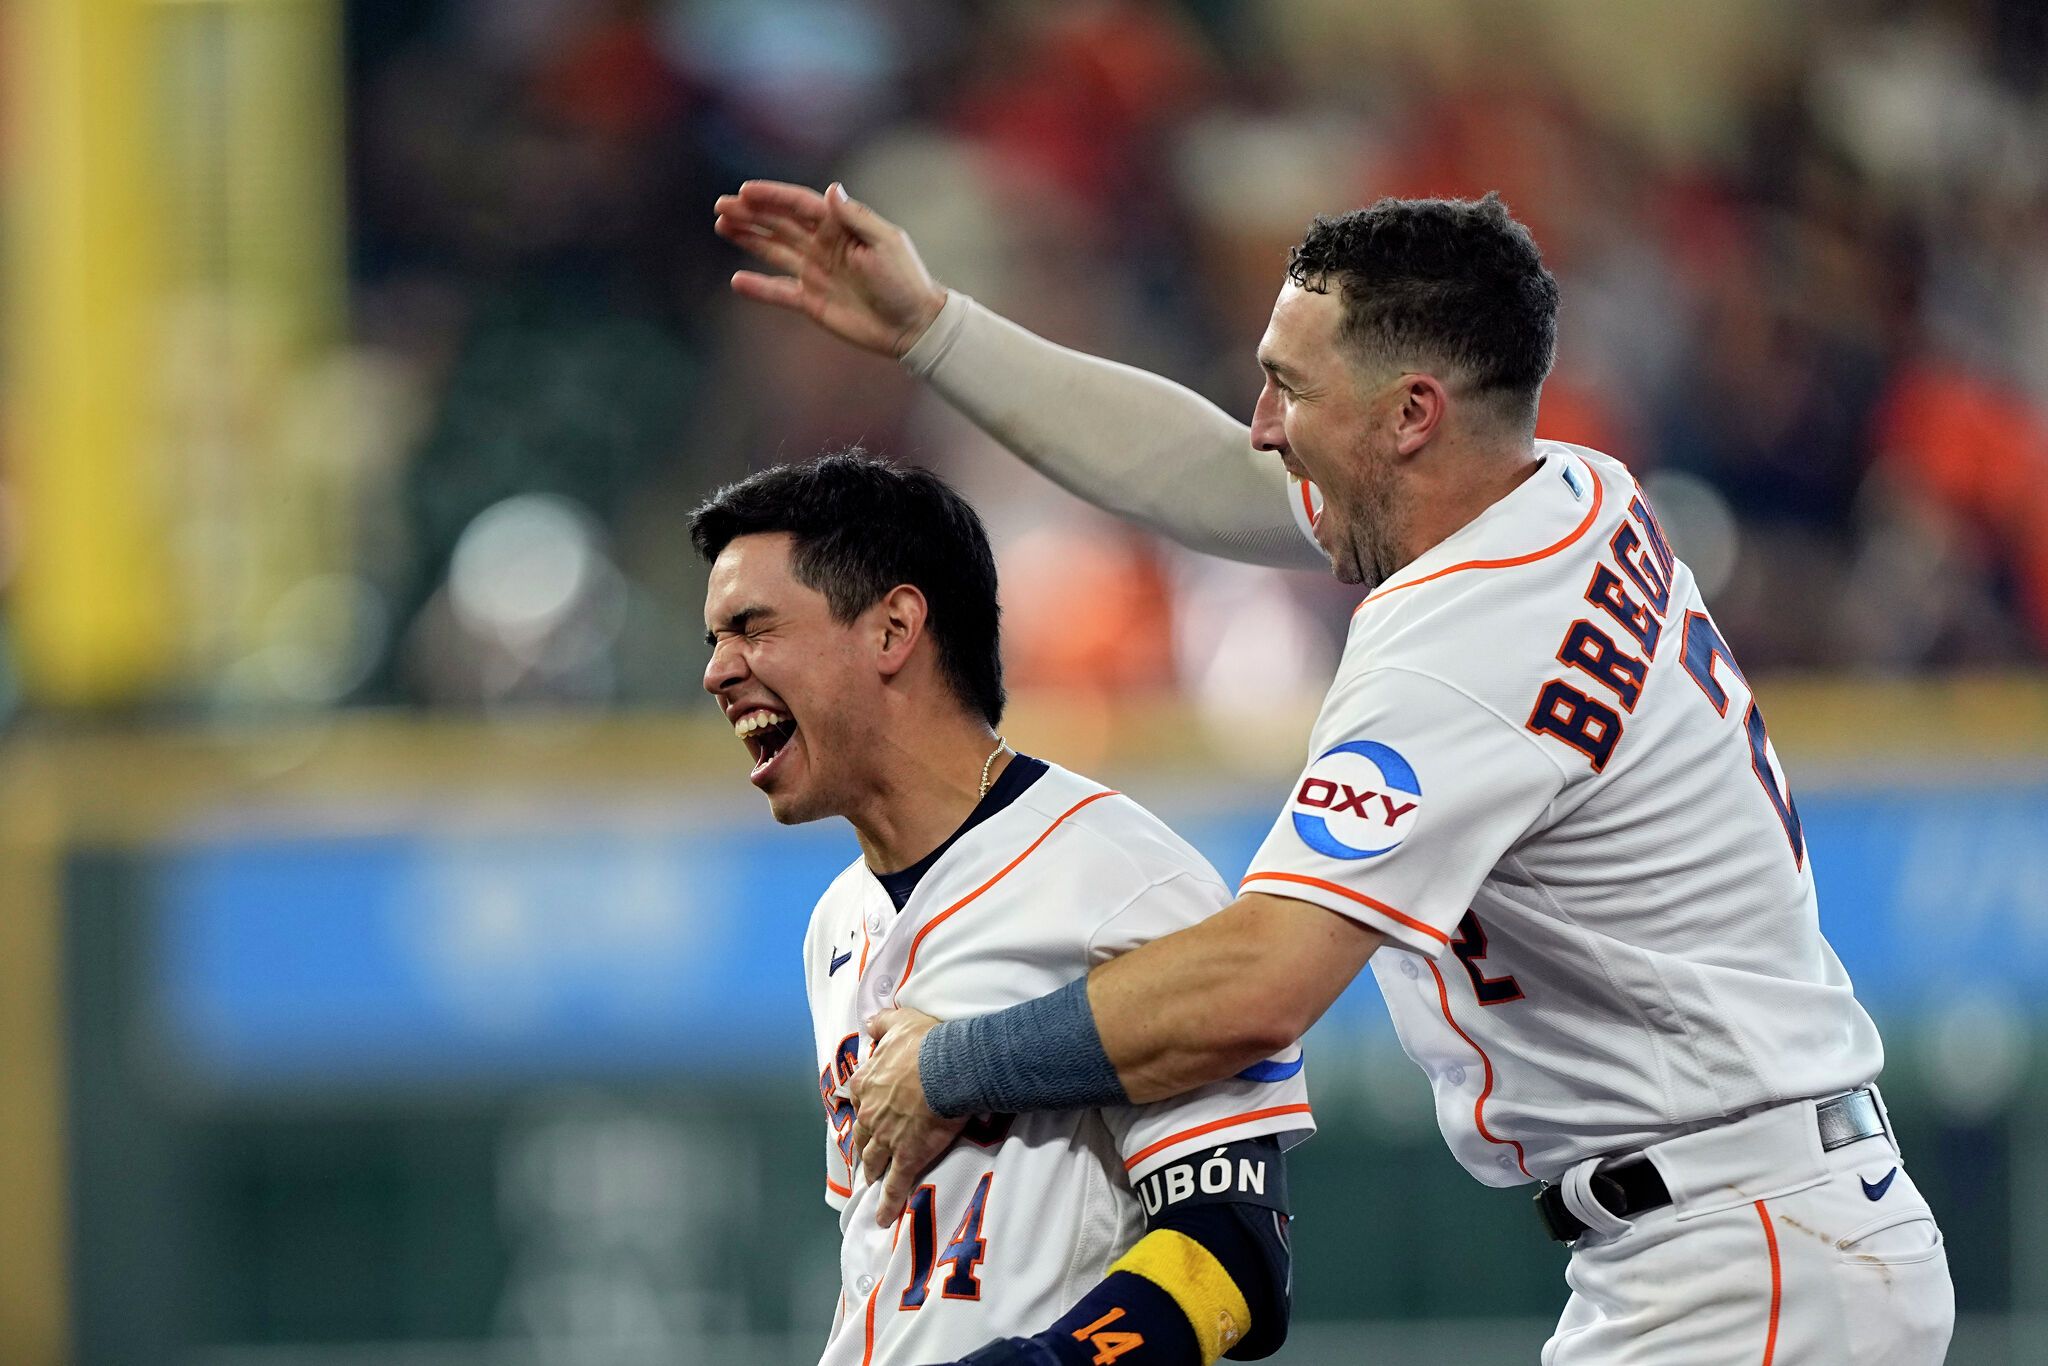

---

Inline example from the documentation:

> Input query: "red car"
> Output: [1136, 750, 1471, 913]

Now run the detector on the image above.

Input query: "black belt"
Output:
[1535, 1088, 1887, 1244]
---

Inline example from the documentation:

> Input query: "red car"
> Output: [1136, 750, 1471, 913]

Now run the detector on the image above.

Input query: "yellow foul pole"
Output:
[5, 0, 175, 706]
[1, 3, 343, 1363]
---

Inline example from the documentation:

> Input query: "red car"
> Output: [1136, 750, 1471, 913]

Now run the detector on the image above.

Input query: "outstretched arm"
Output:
[715, 181, 1322, 570]
[903, 294, 1322, 569]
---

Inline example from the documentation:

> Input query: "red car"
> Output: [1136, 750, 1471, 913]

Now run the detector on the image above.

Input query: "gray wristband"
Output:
[919, 976, 1129, 1118]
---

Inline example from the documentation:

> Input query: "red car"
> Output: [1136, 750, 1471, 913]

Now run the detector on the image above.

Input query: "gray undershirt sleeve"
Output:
[900, 292, 1327, 572]
[919, 976, 1129, 1118]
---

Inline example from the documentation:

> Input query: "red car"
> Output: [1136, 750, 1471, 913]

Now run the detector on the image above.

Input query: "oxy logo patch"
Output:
[1290, 740, 1421, 860]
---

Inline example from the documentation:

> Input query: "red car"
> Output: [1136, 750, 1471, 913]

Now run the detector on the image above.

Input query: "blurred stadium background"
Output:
[2, 0, 2045, 1362]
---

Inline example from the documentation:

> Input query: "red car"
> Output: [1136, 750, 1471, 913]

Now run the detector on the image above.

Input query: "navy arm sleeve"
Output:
[946, 1136, 1297, 1366]
[1141, 1136, 1293, 1360]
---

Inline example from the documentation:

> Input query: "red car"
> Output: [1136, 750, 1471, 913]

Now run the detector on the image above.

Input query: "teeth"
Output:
[733, 711, 790, 739]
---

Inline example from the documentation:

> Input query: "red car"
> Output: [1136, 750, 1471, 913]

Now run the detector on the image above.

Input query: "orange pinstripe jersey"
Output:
[803, 764, 1313, 1366]
[1247, 442, 1883, 1188]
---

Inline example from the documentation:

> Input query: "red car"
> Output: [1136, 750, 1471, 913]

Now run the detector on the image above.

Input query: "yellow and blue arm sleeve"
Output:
[951, 1136, 1294, 1366]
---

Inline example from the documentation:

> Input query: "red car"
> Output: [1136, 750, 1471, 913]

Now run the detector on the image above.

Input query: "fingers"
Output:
[713, 200, 815, 245]
[729, 179, 827, 226]
[876, 1158, 920, 1227]
[826, 181, 892, 246]
[865, 1008, 906, 1042]
[714, 218, 808, 276]
[871, 1123, 959, 1227]
[862, 1126, 893, 1185]
[717, 180, 889, 247]
[729, 270, 806, 309]
[710, 206, 780, 241]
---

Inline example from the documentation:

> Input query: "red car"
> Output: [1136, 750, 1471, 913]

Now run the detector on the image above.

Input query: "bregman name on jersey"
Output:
[1253, 441, 1881, 1188]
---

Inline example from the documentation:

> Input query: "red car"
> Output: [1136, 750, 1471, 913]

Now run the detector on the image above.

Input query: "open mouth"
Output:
[734, 708, 800, 784]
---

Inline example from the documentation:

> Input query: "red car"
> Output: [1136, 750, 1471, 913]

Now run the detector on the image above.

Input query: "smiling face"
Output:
[1249, 282, 1411, 589]
[702, 531, 880, 824]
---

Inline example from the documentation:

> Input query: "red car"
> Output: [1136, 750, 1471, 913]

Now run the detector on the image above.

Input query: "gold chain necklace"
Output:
[978, 737, 1008, 798]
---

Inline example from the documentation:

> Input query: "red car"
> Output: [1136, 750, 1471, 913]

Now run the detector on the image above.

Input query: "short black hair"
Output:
[690, 449, 1005, 726]
[1287, 193, 1559, 427]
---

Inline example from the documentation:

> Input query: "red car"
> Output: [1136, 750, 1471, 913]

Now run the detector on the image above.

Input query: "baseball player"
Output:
[714, 183, 1956, 1362]
[693, 453, 1314, 1366]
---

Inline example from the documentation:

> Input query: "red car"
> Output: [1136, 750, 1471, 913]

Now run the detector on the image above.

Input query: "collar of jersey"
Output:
[1352, 444, 1602, 614]
[871, 753, 1051, 911]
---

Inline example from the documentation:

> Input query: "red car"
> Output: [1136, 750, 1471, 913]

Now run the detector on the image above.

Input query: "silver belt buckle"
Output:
[1815, 1087, 1886, 1152]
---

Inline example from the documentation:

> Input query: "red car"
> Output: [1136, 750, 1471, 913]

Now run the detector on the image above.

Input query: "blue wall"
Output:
[154, 781, 2048, 1085]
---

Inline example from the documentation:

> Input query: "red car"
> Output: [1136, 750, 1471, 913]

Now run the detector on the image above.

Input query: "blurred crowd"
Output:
[53, 0, 2048, 713]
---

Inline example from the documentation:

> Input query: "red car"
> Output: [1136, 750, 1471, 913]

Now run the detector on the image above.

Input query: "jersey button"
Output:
[877, 975, 894, 993]
[855, 1274, 876, 1295]
[1445, 1065, 1467, 1086]
[866, 912, 884, 934]
[1399, 958, 1420, 980]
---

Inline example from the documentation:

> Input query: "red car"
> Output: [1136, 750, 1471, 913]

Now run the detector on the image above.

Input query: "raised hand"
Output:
[714, 180, 949, 358]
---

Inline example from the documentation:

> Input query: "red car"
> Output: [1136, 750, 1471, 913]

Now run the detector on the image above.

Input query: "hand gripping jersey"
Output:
[1251, 441, 1882, 1187]
[805, 762, 1314, 1366]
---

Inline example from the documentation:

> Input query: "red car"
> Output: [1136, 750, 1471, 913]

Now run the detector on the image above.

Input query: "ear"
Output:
[873, 584, 929, 680]
[1392, 373, 1450, 456]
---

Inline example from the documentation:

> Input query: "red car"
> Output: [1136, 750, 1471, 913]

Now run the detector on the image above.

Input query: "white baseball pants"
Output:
[1542, 1094, 1953, 1365]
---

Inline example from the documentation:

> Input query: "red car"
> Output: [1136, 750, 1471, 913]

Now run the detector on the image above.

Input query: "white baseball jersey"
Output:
[1250, 440, 1882, 1186]
[805, 761, 1314, 1366]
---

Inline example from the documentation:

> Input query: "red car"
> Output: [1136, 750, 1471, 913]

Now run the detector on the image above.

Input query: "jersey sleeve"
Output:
[1086, 869, 1315, 1181]
[821, 1098, 853, 1213]
[803, 901, 857, 1213]
[1101, 1067, 1315, 1185]
[1240, 666, 1565, 959]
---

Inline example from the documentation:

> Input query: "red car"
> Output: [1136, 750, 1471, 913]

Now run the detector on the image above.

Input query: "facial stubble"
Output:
[1332, 430, 1405, 592]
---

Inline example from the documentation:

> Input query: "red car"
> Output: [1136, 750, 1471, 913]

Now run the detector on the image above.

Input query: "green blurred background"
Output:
[3, 1, 2047, 1363]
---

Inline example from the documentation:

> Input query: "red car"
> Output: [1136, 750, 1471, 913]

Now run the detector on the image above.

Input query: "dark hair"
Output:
[1287, 193, 1559, 427]
[690, 449, 1005, 726]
